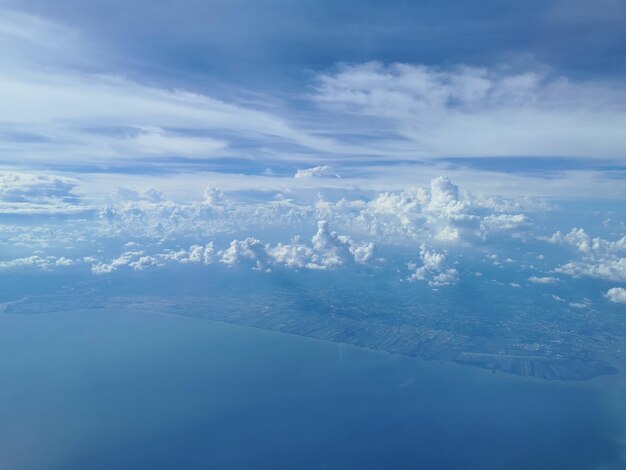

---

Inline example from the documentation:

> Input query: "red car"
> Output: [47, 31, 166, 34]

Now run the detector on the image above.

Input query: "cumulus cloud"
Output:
[91, 242, 216, 274]
[220, 238, 272, 270]
[408, 245, 458, 287]
[310, 220, 374, 267]
[0, 175, 539, 283]
[547, 228, 626, 282]
[220, 221, 375, 270]
[0, 255, 79, 270]
[557, 258, 626, 282]
[346, 176, 529, 245]
[89, 221, 375, 274]
[605, 287, 626, 304]
[95, 175, 531, 246]
[547, 228, 626, 254]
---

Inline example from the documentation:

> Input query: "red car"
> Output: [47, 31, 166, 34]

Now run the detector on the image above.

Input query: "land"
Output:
[4, 272, 623, 382]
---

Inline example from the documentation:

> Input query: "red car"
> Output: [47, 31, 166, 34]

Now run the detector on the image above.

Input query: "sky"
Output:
[0, 0, 625, 197]
[2, 5, 626, 466]
[0, 0, 625, 309]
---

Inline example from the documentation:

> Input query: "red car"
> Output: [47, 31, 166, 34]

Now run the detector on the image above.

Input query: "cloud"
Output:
[3, 8, 626, 173]
[310, 220, 374, 266]
[557, 258, 626, 282]
[0, 68, 333, 163]
[220, 238, 272, 270]
[88, 220, 375, 274]
[294, 166, 340, 179]
[342, 176, 530, 245]
[0, 8, 347, 166]
[547, 228, 626, 282]
[569, 299, 592, 309]
[113, 127, 228, 158]
[0, 255, 79, 270]
[606, 287, 626, 304]
[408, 245, 458, 287]
[0, 172, 84, 214]
[220, 221, 375, 270]
[314, 62, 626, 158]
[0, 174, 609, 298]
[528, 275, 560, 284]
[0, 172, 79, 204]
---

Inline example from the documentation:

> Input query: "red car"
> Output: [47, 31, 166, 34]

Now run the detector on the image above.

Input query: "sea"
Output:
[0, 308, 623, 469]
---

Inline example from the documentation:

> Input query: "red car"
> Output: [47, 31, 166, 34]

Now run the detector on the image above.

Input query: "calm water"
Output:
[0, 309, 623, 469]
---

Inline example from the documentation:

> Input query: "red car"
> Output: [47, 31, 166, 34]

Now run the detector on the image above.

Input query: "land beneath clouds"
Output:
[4, 269, 622, 382]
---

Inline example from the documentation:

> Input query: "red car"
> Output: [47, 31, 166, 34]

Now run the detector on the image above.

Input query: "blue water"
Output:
[0, 309, 622, 469]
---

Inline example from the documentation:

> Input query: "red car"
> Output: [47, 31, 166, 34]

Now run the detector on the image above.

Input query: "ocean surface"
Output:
[0, 308, 623, 469]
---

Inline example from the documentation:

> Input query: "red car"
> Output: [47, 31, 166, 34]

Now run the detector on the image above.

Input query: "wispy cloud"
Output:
[313, 62, 626, 159]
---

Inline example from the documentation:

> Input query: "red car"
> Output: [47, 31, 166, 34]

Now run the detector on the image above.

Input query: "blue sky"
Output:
[0, 4, 626, 468]
[2, 6, 626, 465]
[0, 0, 626, 307]
[1, 0, 625, 197]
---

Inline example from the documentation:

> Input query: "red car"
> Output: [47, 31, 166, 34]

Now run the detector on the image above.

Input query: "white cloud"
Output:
[569, 299, 592, 309]
[557, 258, 626, 282]
[408, 245, 458, 287]
[87, 220, 376, 275]
[344, 176, 529, 245]
[0, 173, 78, 202]
[0, 7, 347, 165]
[529, 275, 560, 284]
[185, 243, 216, 265]
[606, 287, 626, 304]
[0, 254, 79, 270]
[314, 62, 626, 158]
[118, 127, 228, 158]
[311, 220, 374, 267]
[220, 238, 272, 270]
[267, 238, 315, 269]
[294, 166, 340, 179]
[547, 228, 626, 282]
[219, 221, 375, 270]
[3, 8, 626, 173]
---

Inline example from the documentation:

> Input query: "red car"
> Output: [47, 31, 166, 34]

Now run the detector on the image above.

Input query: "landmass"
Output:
[3, 271, 622, 382]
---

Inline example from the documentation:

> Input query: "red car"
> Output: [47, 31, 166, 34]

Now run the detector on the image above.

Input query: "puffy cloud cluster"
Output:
[547, 228, 626, 254]
[0, 255, 77, 270]
[310, 220, 374, 266]
[219, 221, 374, 270]
[88, 175, 531, 250]
[547, 228, 626, 282]
[91, 243, 216, 274]
[346, 176, 530, 244]
[90, 221, 374, 274]
[84, 175, 533, 251]
[606, 287, 626, 305]
[0, 175, 539, 290]
[408, 245, 458, 287]
[220, 238, 272, 270]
